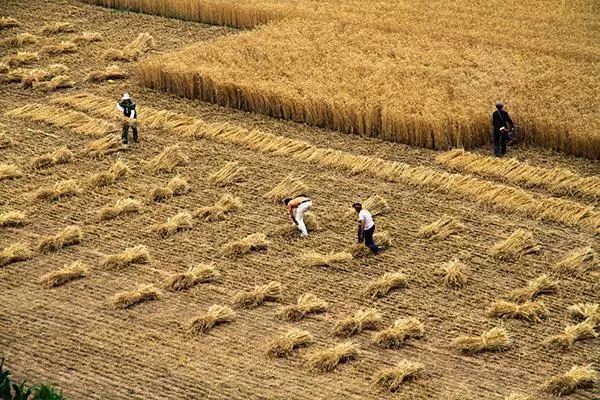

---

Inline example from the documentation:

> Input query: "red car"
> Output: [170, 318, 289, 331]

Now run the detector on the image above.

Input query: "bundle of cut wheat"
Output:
[545, 320, 598, 348]
[31, 147, 73, 169]
[362, 272, 407, 299]
[507, 275, 559, 303]
[1, 33, 40, 47]
[344, 194, 390, 218]
[373, 360, 424, 392]
[270, 213, 320, 237]
[163, 264, 220, 291]
[417, 215, 465, 240]
[542, 365, 598, 396]
[302, 251, 352, 268]
[101, 244, 149, 270]
[209, 161, 246, 186]
[452, 327, 510, 354]
[0, 164, 22, 181]
[147, 145, 188, 173]
[72, 32, 102, 44]
[0, 17, 20, 30]
[489, 229, 540, 261]
[33, 75, 75, 92]
[233, 281, 283, 308]
[349, 231, 392, 258]
[40, 22, 75, 35]
[39, 261, 87, 288]
[221, 233, 269, 257]
[277, 293, 327, 321]
[88, 160, 129, 188]
[264, 175, 308, 201]
[40, 41, 77, 56]
[503, 394, 534, 400]
[193, 194, 242, 221]
[333, 309, 382, 337]
[0, 242, 32, 267]
[486, 300, 548, 322]
[567, 303, 600, 325]
[37, 225, 82, 253]
[104, 33, 154, 61]
[307, 341, 359, 372]
[187, 304, 235, 334]
[29, 179, 81, 202]
[152, 212, 193, 238]
[373, 317, 425, 348]
[441, 258, 468, 289]
[0, 211, 25, 228]
[111, 284, 160, 309]
[1, 52, 38, 68]
[553, 246, 598, 275]
[150, 175, 190, 202]
[98, 198, 141, 221]
[266, 329, 313, 358]
[86, 65, 128, 82]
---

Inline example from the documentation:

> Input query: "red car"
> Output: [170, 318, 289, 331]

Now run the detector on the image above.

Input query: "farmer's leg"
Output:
[364, 226, 380, 254]
[295, 202, 311, 236]
[493, 131, 501, 157]
[132, 126, 138, 143]
[500, 132, 507, 155]
[122, 124, 129, 144]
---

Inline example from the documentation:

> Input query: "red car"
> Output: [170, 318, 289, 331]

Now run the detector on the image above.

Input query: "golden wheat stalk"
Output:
[88, 160, 129, 188]
[232, 281, 283, 308]
[0, 242, 33, 267]
[507, 275, 559, 303]
[209, 161, 246, 186]
[111, 284, 160, 309]
[277, 293, 327, 321]
[221, 233, 269, 257]
[545, 320, 598, 348]
[567, 303, 599, 324]
[542, 365, 598, 396]
[147, 144, 188, 173]
[37, 225, 83, 253]
[101, 244, 150, 270]
[86, 65, 128, 82]
[553, 246, 598, 275]
[1, 33, 40, 47]
[152, 212, 193, 237]
[98, 198, 141, 221]
[163, 264, 220, 291]
[39, 261, 87, 288]
[441, 258, 467, 289]
[2, 51, 38, 67]
[307, 341, 359, 372]
[362, 272, 408, 299]
[302, 251, 352, 268]
[264, 175, 308, 201]
[187, 304, 235, 334]
[83, 135, 125, 158]
[333, 309, 382, 337]
[104, 32, 155, 61]
[0, 164, 22, 181]
[29, 179, 82, 202]
[486, 300, 548, 322]
[266, 329, 313, 357]
[504, 394, 534, 400]
[372, 317, 424, 348]
[193, 194, 242, 221]
[31, 147, 73, 169]
[33, 75, 75, 92]
[417, 215, 465, 240]
[373, 360, 424, 392]
[150, 175, 190, 202]
[489, 229, 540, 261]
[452, 327, 510, 354]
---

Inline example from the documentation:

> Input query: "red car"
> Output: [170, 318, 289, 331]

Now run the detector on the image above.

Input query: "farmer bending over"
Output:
[284, 195, 312, 237]
[492, 101, 514, 157]
[353, 202, 380, 254]
[116, 92, 138, 144]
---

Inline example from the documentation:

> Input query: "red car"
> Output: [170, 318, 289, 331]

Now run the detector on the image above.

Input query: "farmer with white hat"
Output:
[116, 92, 138, 144]
[492, 101, 514, 157]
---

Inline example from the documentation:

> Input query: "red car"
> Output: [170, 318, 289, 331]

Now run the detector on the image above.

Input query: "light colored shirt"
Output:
[358, 209, 374, 230]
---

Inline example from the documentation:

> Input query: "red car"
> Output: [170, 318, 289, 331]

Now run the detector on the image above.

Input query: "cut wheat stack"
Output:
[86, 65, 128, 82]
[83, 135, 125, 158]
[40, 41, 77, 56]
[568, 303, 600, 324]
[264, 175, 308, 201]
[33, 75, 75, 92]
[98, 198, 141, 221]
[302, 251, 352, 268]
[266, 329, 313, 358]
[452, 327, 510, 354]
[489, 229, 540, 261]
[362, 272, 408, 299]
[553, 246, 598, 275]
[0, 62, 9, 74]
[270, 213, 319, 237]
[0, 242, 33, 267]
[344, 194, 390, 218]
[0, 130, 12, 149]
[1, 33, 40, 47]
[333, 309, 382, 337]
[193, 194, 241, 221]
[0, 211, 25, 228]
[221, 233, 269, 257]
[504, 394, 534, 400]
[350, 231, 392, 258]
[545, 320, 598, 348]
[441, 258, 468, 289]
[0, 17, 20, 30]
[31, 147, 73, 169]
[507, 275, 559, 303]
[147, 145, 188, 173]
[163, 264, 220, 292]
[542, 365, 598, 396]
[88, 160, 129, 188]
[104, 32, 155, 61]
[152, 212, 193, 238]
[373, 360, 424, 392]
[2, 52, 38, 68]
[150, 175, 190, 202]
[417, 215, 465, 240]
[307, 341, 359, 372]
[209, 161, 246, 187]
[277, 293, 327, 321]
[100, 244, 150, 270]
[37, 225, 82, 253]
[233, 281, 283, 309]
[373, 317, 425, 348]
[0, 164, 22, 181]
[41, 22, 76, 35]
[486, 300, 548, 322]
[72, 32, 102, 44]
[111, 284, 160, 309]
[187, 304, 235, 334]
[39, 261, 87, 288]
[29, 179, 81, 202]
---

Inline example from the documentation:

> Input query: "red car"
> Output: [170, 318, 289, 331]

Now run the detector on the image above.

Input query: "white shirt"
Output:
[358, 209, 374, 230]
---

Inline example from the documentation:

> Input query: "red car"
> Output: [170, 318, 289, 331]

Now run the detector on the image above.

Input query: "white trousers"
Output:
[296, 201, 312, 236]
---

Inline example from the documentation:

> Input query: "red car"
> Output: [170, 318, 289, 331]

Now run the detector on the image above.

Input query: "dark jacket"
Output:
[492, 109, 513, 133]
[118, 100, 137, 119]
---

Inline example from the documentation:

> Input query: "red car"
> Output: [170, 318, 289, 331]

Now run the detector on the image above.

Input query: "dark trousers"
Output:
[359, 225, 380, 254]
[122, 125, 138, 143]
[493, 130, 507, 157]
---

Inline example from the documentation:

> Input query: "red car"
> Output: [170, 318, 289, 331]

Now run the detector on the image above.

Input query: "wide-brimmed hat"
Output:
[495, 101, 504, 108]
[121, 92, 131, 100]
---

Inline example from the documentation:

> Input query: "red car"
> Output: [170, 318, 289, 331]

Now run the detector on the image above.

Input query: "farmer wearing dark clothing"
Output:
[353, 202, 380, 254]
[492, 101, 514, 157]
[116, 92, 138, 144]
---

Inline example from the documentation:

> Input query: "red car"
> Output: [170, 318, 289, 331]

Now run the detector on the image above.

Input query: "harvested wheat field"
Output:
[0, 1, 598, 399]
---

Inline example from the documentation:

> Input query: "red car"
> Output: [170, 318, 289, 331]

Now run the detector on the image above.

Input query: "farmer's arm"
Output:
[288, 204, 297, 224]
[357, 219, 365, 243]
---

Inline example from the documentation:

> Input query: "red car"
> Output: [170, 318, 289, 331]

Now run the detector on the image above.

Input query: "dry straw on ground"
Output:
[452, 327, 510, 354]
[111, 284, 160, 309]
[147, 145, 188, 173]
[362, 272, 407, 299]
[37, 225, 82, 253]
[507, 275, 559, 303]
[33, 75, 75, 92]
[150, 175, 190, 202]
[83, 135, 125, 158]
[504, 394, 534, 400]
[39, 261, 87, 288]
[266, 329, 313, 358]
[104, 32, 154, 61]
[209, 161, 246, 186]
[29, 179, 81, 202]
[1, 33, 40, 47]
[302, 251, 352, 268]
[373, 360, 424, 392]
[264, 175, 308, 201]
[88, 160, 129, 188]
[40, 22, 76, 35]
[101, 244, 150, 270]
[31, 147, 73, 169]
[152, 212, 193, 237]
[441, 259, 468, 289]
[553, 246, 598, 275]
[86, 65, 128, 82]
[187, 305, 235, 334]
[568, 303, 600, 324]
[417, 215, 465, 240]
[486, 300, 548, 322]
[542, 365, 598, 396]
[277, 293, 327, 321]
[345, 194, 390, 218]
[333, 309, 382, 337]
[307, 341, 359, 372]
[98, 198, 141, 221]
[349, 231, 392, 258]
[40, 41, 77, 56]
[373, 317, 425, 348]
[19, 64, 69, 88]
[0, 130, 12, 149]
[232, 281, 282, 308]
[193, 194, 241, 221]
[545, 321, 598, 348]
[163, 264, 220, 291]
[72, 32, 102, 44]
[0, 164, 22, 181]
[0, 211, 25, 228]
[221, 233, 269, 257]
[489, 229, 540, 261]
[2, 52, 38, 67]
[0, 242, 33, 267]
[0, 17, 20, 30]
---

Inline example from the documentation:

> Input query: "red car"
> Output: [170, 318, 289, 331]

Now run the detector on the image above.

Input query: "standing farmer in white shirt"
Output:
[116, 92, 138, 144]
[284, 195, 312, 237]
[353, 202, 380, 254]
